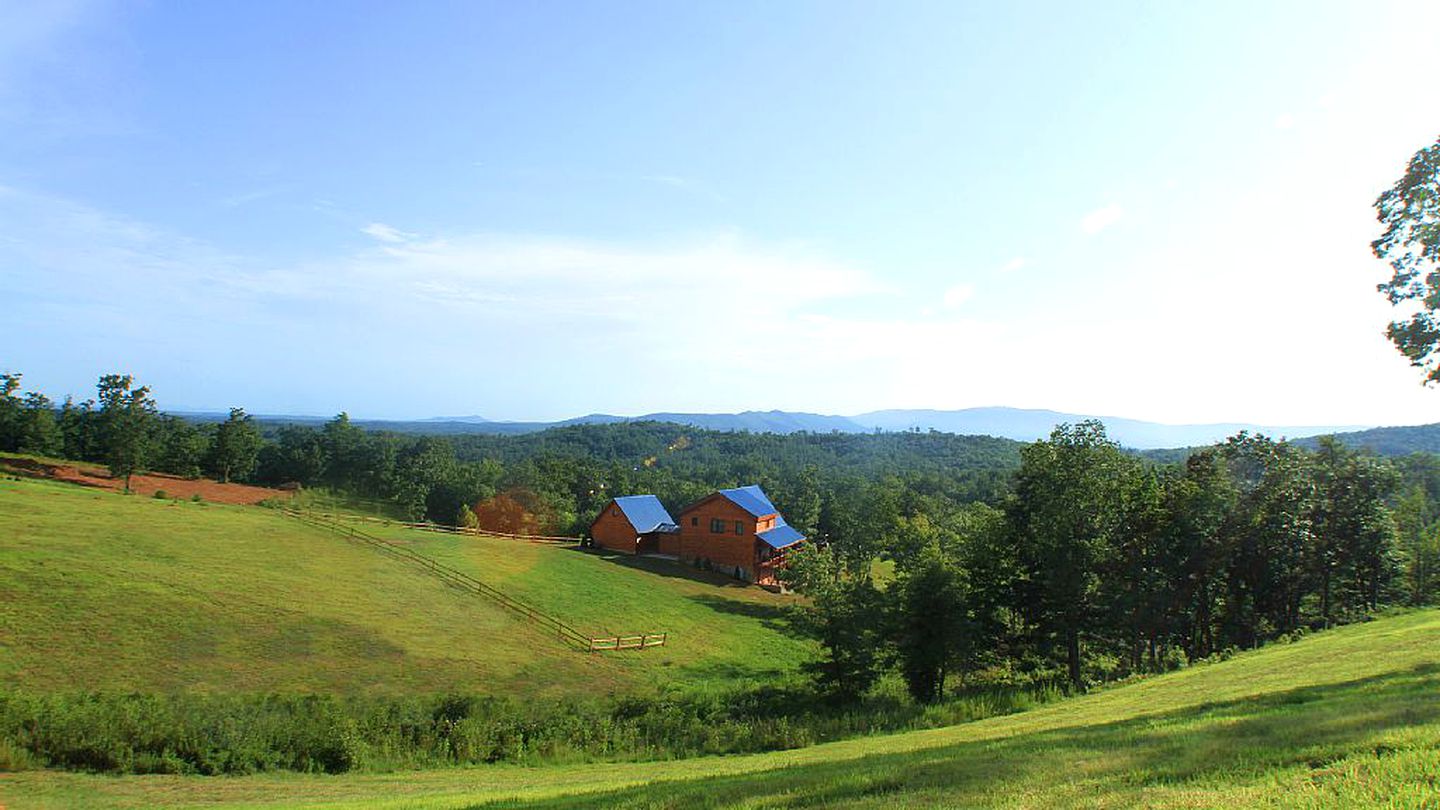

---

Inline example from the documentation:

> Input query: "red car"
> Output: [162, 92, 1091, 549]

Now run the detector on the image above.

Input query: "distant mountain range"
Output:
[251, 406, 1379, 451]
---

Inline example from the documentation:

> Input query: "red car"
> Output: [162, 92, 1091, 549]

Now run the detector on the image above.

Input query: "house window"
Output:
[735, 521, 743, 535]
[710, 518, 725, 533]
[691, 517, 698, 526]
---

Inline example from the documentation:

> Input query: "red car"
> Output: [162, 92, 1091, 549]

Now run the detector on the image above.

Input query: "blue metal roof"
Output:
[758, 522, 805, 549]
[612, 495, 679, 534]
[719, 485, 778, 518]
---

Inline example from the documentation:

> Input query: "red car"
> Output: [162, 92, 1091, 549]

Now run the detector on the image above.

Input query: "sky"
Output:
[3, 1, 1440, 425]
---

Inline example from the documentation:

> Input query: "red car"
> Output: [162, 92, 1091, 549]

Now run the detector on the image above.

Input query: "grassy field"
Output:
[0, 475, 809, 697]
[4, 608, 1437, 808]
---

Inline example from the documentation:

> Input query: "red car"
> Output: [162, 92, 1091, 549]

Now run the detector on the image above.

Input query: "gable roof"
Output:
[611, 495, 679, 534]
[758, 522, 805, 549]
[718, 485, 778, 518]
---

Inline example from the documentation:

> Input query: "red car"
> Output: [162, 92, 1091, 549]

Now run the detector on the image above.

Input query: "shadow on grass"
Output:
[465, 664, 1440, 809]
[687, 594, 795, 634]
[570, 546, 757, 590]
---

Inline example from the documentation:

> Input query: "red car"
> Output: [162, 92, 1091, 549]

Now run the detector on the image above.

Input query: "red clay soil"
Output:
[1, 457, 294, 506]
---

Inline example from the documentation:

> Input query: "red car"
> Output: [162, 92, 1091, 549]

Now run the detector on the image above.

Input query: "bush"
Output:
[153, 490, 168, 500]
[0, 682, 1061, 777]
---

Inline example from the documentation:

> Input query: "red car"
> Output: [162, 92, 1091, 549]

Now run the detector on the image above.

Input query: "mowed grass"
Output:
[0, 476, 810, 697]
[358, 520, 807, 675]
[6, 609, 1438, 808]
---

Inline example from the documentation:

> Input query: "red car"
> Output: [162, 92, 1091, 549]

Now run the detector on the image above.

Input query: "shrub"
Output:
[153, 490, 168, 500]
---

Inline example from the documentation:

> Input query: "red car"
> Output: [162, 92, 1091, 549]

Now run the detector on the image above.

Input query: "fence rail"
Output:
[283, 510, 664, 652]
[587, 633, 668, 652]
[298, 510, 579, 543]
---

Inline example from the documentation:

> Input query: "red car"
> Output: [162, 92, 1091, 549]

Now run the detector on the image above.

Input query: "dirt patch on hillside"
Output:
[1, 457, 294, 506]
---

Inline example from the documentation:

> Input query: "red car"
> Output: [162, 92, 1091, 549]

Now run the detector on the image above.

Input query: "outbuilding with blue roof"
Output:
[589, 494, 681, 556]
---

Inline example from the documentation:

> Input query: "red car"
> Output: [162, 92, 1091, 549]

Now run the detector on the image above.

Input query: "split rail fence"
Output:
[296, 510, 578, 544]
[283, 510, 666, 653]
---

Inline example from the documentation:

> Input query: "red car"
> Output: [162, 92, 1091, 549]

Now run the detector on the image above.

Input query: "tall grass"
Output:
[0, 682, 1060, 776]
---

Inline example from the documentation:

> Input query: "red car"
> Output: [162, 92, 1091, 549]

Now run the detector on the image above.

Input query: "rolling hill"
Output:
[8, 606, 1436, 808]
[237, 407, 1370, 450]
[0, 475, 809, 697]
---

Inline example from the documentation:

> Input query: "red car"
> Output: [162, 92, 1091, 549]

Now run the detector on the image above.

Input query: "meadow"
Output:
[3, 608, 1435, 808]
[0, 474, 810, 697]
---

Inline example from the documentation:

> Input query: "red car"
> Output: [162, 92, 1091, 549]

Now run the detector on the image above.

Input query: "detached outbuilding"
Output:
[589, 495, 680, 555]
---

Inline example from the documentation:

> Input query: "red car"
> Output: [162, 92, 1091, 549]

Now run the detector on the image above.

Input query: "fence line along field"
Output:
[284, 510, 668, 652]
[0, 474, 807, 697]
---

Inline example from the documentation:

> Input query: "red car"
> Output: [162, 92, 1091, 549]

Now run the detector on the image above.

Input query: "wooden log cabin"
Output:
[674, 485, 805, 586]
[589, 494, 680, 555]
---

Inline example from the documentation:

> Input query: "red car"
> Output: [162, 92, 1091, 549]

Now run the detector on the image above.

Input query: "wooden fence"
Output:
[298, 510, 578, 544]
[587, 633, 668, 652]
[283, 510, 665, 652]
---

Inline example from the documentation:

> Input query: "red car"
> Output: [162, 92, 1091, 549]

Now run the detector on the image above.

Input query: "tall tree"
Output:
[18, 392, 61, 456]
[0, 373, 22, 452]
[1393, 484, 1440, 605]
[210, 408, 262, 483]
[783, 543, 886, 701]
[95, 374, 157, 492]
[1219, 434, 1314, 647]
[888, 509, 1001, 703]
[1165, 448, 1235, 659]
[1374, 135, 1440, 382]
[58, 397, 97, 461]
[155, 415, 210, 479]
[1006, 421, 1135, 689]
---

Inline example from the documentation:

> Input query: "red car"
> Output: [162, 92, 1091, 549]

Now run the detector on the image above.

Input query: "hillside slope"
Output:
[0, 477, 808, 697]
[7, 609, 1437, 808]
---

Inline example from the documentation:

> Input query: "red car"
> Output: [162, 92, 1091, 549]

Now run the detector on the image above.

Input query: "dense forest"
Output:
[0, 373, 1021, 535]
[4, 372, 1440, 703]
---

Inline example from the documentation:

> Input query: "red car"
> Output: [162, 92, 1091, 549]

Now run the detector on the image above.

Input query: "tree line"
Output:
[0, 372, 1021, 532]
[5, 372, 1439, 704]
[0, 374, 264, 492]
[786, 420, 1438, 704]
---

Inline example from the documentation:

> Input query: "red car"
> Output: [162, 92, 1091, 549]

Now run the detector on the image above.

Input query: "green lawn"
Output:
[0, 476, 810, 697]
[5, 608, 1437, 808]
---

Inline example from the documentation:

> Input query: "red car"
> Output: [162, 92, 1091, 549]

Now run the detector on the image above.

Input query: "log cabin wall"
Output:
[590, 504, 640, 554]
[676, 495, 764, 577]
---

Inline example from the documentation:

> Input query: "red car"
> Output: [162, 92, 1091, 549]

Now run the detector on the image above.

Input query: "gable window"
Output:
[735, 521, 743, 535]
[710, 518, 725, 533]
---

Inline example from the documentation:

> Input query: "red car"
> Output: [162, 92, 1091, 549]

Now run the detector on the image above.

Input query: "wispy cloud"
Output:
[361, 222, 414, 243]
[1002, 257, 1026, 273]
[1080, 204, 1124, 235]
[217, 186, 289, 208]
[0, 185, 885, 397]
[942, 283, 975, 308]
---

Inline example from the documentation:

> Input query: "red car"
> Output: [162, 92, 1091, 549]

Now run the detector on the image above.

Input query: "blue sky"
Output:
[3, 1, 1439, 425]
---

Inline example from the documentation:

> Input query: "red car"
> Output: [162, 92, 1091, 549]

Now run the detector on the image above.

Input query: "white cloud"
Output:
[0, 184, 891, 416]
[942, 283, 975, 308]
[1274, 113, 1296, 130]
[1002, 257, 1026, 273]
[361, 222, 414, 243]
[1080, 204, 1124, 235]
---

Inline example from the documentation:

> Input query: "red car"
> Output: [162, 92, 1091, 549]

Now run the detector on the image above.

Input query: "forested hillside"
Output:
[0, 372, 1023, 535]
[1296, 422, 1440, 456]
